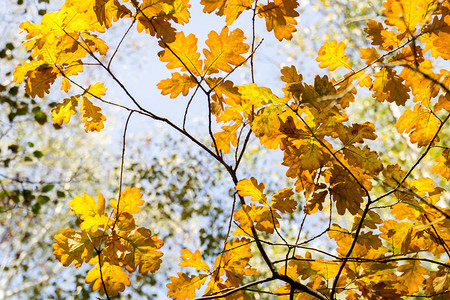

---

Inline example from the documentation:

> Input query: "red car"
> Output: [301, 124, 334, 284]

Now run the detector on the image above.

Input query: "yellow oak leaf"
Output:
[201, 0, 252, 25]
[360, 47, 379, 64]
[110, 187, 145, 215]
[316, 40, 352, 71]
[179, 249, 210, 273]
[52, 96, 78, 125]
[433, 31, 450, 59]
[80, 97, 106, 132]
[123, 227, 164, 275]
[93, 0, 132, 28]
[68, 192, 110, 232]
[24, 65, 58, 98]
[160, 32, 203, 76]
[328, 165, 365, 215]
[217, 237, 258, 277]
[68, 192, 106, 219]
[383, 0, 437, 34]
[271, 188, 297, 213]
[342, 145, 383, 175]
[304, 190, 327, 214]
[310, 260, 340, 279]
[335, 122, 377, 146]
[53, 229, 96, 267]
[431, 148, 450, 180]
[157, 72, 197, 98]
[85, 82, 107, 98]
[257, 0, 299, 41]
[167, 273, 208, 300]
[398, 260, 428, 294]
[235, 177, 267, 204]
[203, 26, 249, 74]
[213, 122, 242, 153]
[85, 261, 131, 296]
[60, 78, 71, 92]
[371, 67, 410, 106]
[396, 103, 441, 147]
[435, 93, 450, 111]
[234, 204, 280, 235]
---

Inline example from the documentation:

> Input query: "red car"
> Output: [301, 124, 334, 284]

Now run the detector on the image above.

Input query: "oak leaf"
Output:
[235, 177, 267, 204]
[158, 72, 197, 98]
[167, 273, 208, 300]
[316, 40, 352, 71]
[203, 26, 249, 74]
[85, 261, 131, 296]
[160, 32, 203, 76]
[271, 188, 297, 213]
[123, 227, 164, 275]
[257, 0, 299, 41]
[396, 103, 441, 147]
[80, 97, 106, 132]
[431, 149, 450, 180]
[111, 187, 145, 215]
[53, 229, 96, 267]
[179, 249, 210, 273]
[52, 96, 78, 125]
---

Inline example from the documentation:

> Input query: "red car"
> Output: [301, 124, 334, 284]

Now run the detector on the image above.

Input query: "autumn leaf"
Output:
[310, 260, 340, 279]
[396, 103, 441, 147]
[257, 0, 299, 41]
[80, 97, 106, 132]
[371, 67, 410, 106]
[157, 72, 197, 98]
[167, 273, 208, 300]
[85, 261, 131, 296]
[203, 26, 249, 74]
[271, 188, 297, 213]
[93, 0, 132, 28]
[328, 165, 365, 215]
[123, 227, 164, 275]
[160, 32, 203, 76]
[52, 96, 78, 125]
[316, 40, 352, 71]
[234, 204, 280, 235]
[336, 122, 377, 146]
[179, 249, 210, 273]
[431, 148, 450, 180]
[53, 229, 96, 268]
[235, 177, 267, 204]
[383, 0, 437, 35]
[397, 259, 428, 294]
[110, 187, 145, 215]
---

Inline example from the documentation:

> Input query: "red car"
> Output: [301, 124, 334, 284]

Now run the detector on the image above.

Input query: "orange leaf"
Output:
[80, 97, 106, 132]
[167, 273, 208, 300]
[52, 96, 79, 125]
[110, 187, 145, 215]
[396, 103, 441, 147]
[203, 26, 249, 74]
[431, 148, 450, 180]
[85, 261, 131, 296]
[257, 0, 299, 41]
[123, 227, 164, 275]
[271, 188, 297, 213]
[157, 72, 197, 98]
[179, 249, 210, 273]
[316, 40, 352, 71]
[53, 229, 96, 267]
[371, 67, 410, 106]
[235, 177, 267, 204]
[160, 32, 203, 76]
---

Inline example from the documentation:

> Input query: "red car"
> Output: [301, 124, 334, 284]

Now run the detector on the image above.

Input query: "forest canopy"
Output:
[2, 0, 450, 299]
